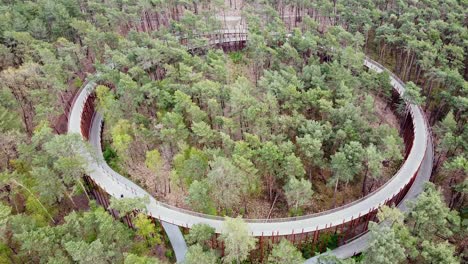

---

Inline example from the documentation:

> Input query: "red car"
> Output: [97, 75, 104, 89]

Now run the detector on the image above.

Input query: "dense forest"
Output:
[0, 0, 466, 263]
[94, 21, 405, 218]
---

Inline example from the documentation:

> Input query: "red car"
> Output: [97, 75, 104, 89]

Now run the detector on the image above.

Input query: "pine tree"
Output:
[364, 222, 406, 264]
[220, 217, 257, 264]
[267, 239, 304, 264]
[184, 244, 218, 264]
[283, 177, 313, 214]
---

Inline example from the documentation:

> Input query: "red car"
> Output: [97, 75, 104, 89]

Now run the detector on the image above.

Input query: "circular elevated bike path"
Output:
[68, 44, 432, 262]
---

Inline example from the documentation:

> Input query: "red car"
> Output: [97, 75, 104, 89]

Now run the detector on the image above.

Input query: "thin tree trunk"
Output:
[368, 178, 375, 193]
[65, 191, 77, 209]
[361, 166, 369, 196]
[268, 175, 274, 201]
[78, 179, 91, 202]
[333, 179, 339, 208]
[267, 193, 279, 219]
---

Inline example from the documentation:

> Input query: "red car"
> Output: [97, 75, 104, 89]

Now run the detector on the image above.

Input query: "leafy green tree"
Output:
[383, 135, 403, 163]
[434, 111, 463, 171]
[406, 183, 460, 239]
[109, 196, 149, 217]
[341, 141, 365, 177]
[64, 239, 108, 263]
[341, 46, 365, 73]
[145, 149, 167, 195]
[43, 133, 91, 202]
[297, 134, 325, 178]
[232, 154, 260, 197]
[14, 126, 91, 208]
[186, 180, 215, 214]
[31, 166, 66, 206]
[255, 141, 284, 201]
[364, 186, 463, 262]
[282, 154, 306, 180]
[283, 177, 313, 214]
[421, 240, 459, 264]
[111, 119, 134, 161]
[329, 151, 353, 206]
[173, 147, 208, 186]
[159, 112, 190, 156]
[364, 222, 406, 264]
[145, 149, 163, 174]
[184, 244, 218, 264]
[15, 205, 133, 263]
[267, 238, 304, 264]
[436, 111, 457, 136]
[134, 213, 161, 248]
[259, 68, 304, 111]
[192, 121, 219, 146]
[206, 157, 248, 212]
[362, 144, 384, 196]
[172, 91, 207, 123]
[441, 156, 467, 209]
[95, 85, 122, 125]
[185, 223, 215, 247]
[0, 63, 54, 135]
[220, 217, 257, 264]
[377, 206, 418, 257]
[124, 253, 161, 264]
[247, 33, 273, 82]
[402, 82, 425, 106]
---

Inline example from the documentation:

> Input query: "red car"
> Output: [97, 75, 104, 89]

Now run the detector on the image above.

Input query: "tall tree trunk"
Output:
[268, 174, 274, 201]
[361, 166, 369, 196]
[424, 80, 434, 111]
